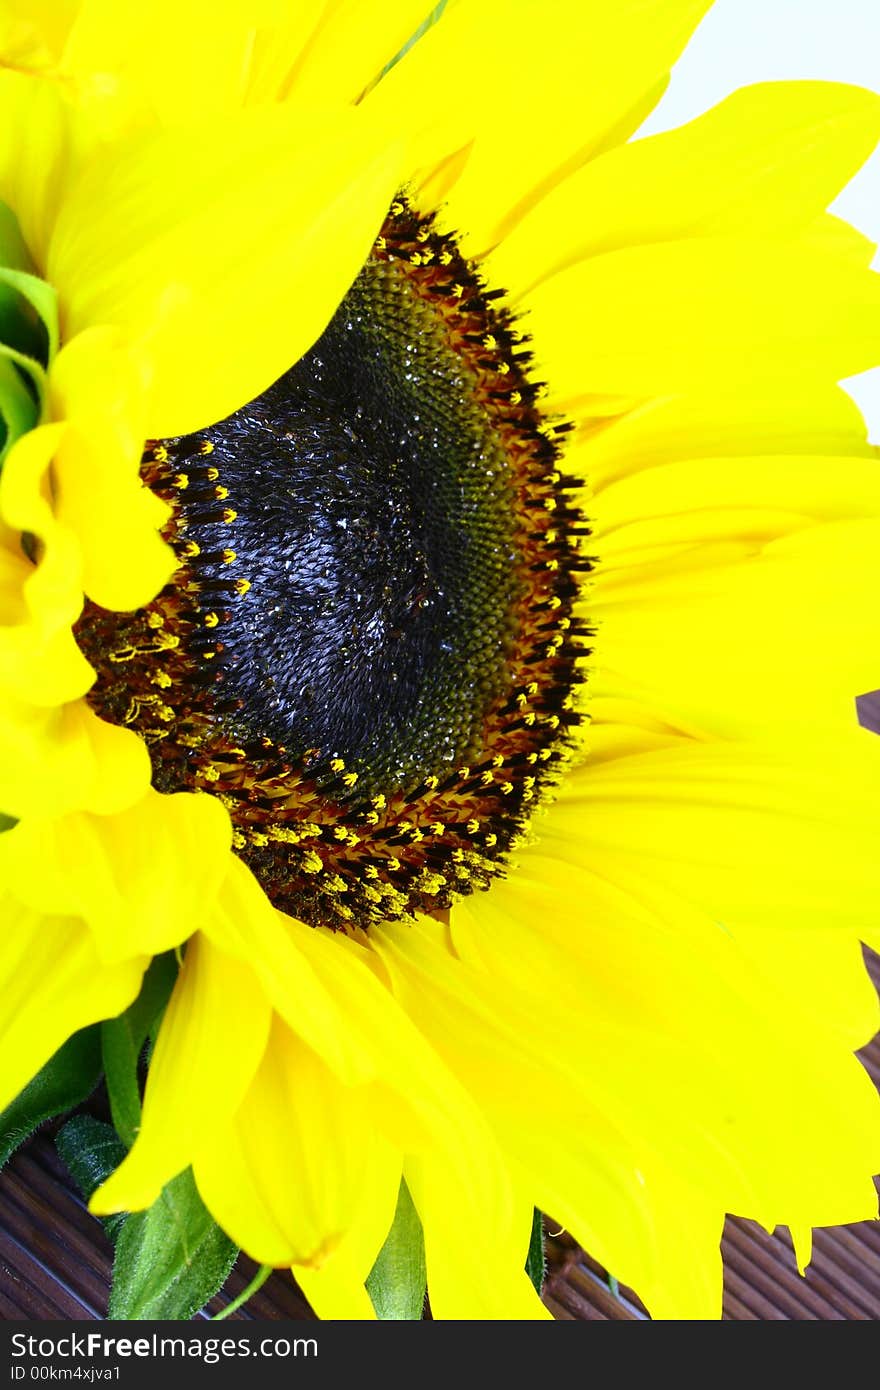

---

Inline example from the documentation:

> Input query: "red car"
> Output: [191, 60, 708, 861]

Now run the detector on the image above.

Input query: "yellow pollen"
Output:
[222, 548, 236, 564]
[174, 473, 189, 489]
[234, 578, 251, 596]
[204, 612, 219, 628]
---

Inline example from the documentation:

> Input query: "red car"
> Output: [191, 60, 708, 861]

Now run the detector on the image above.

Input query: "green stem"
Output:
[211, 1264, 273, 1320]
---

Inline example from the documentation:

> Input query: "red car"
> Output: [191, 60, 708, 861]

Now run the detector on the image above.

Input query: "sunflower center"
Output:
[75, 199, 591, 929]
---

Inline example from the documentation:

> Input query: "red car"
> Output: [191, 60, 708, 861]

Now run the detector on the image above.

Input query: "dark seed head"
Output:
[75, 198, 592, 929]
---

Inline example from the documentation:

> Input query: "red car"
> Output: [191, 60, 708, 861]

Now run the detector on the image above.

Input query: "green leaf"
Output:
[525, 1208, 546, 1294]
[366, 1178, 426, 1320]
[108, 1167, 238, 1321]
[56, 1114, 129, 1244]
[0, 352, 38, 462]
[102, 952, 178, 1149]
[0, 1026, 102, 1169]
[0, 267, 58, 360]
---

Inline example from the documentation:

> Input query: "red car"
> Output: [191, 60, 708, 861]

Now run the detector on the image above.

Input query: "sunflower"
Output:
[2, 0, 880, 1322]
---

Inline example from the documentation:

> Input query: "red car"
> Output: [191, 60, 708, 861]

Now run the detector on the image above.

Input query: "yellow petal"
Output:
[523, 239, 880, 409]
[592, 453, 880, 560]
[0, 423, 91, 706]
[572, 387, 870, 493]
[489, 81, 880, 297]
[0, 71, 86, 270]
[591, 516, 880, 734]
[49, 104, 403, 437]
[192, 1015, 402, 1272]
[284, 1, 443, 106]
[59, 0, 267, 127]
[295, 1261, 377, 1321]
[435, 802, 880, 1314]
[374, 917, 664, 1310]
[49, 327, 176, 610]
[804, 211, 878, 266]
[92, 933, 271, 1212]
[0, 893, 146, 1113]
[0, 788, 231, 960]
[281, 923, 544, 1317]
[0, 698, 150, 821]
[547, 729, 880, 939]
[0, 0, 79, 76]
[372, 0, 713, 258]
[200, 856, 375, 1088]
[404, 1151, 549, 1320]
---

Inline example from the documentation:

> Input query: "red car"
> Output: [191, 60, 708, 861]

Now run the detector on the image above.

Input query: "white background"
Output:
[643, 0, 880, 436]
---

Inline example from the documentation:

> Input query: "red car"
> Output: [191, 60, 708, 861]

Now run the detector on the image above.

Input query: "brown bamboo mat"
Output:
[2, 952, 879, 1323]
